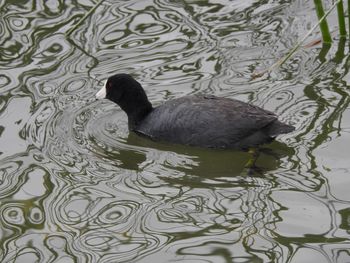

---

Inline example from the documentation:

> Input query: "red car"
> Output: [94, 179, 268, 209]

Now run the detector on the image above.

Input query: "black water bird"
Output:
[96, 74, 294, 149]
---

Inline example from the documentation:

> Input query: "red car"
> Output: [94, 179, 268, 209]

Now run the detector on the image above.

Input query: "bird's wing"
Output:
[136, 95, 277, 147]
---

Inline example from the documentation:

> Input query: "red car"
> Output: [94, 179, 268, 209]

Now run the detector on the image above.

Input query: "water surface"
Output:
[1, 0, 350, 262]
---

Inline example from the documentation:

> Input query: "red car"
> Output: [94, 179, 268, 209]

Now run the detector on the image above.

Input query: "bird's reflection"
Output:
[102, 131, 295, 181]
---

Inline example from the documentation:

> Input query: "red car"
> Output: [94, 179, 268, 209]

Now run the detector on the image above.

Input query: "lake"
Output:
[1, 0, 350, 262]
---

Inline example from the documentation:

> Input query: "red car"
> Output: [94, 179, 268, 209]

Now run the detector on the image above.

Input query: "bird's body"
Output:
[96, 74, 294, 149]
[136, 94, 292, 149]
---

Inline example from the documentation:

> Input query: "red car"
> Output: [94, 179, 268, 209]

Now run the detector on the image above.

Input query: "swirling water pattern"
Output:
[1, 0, 350, 262]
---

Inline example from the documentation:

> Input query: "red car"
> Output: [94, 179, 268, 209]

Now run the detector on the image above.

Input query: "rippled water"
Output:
[1, 0, 350, 262]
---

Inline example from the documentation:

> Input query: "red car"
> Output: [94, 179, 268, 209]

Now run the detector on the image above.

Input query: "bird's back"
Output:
[135, 94, 293, 149]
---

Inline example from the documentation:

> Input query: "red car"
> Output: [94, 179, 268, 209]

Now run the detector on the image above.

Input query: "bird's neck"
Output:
[126, 104, 153, 130]
[114, 86, 153, 130]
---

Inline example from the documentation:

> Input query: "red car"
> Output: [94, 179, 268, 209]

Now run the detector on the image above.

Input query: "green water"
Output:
[1, 0, 350, 262]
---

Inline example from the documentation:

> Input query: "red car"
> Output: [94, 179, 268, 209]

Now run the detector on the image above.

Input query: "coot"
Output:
[96, 74, 294, 149]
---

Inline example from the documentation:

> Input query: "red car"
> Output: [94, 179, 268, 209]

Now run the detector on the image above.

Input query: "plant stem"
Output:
[252, 0, 340, 78]
[275, 1, 340, 67]
[337, 0, 346, 37]
[66, 0, 105, 37]
[348, 0, 350, 38]
[313, 0, 332, 43]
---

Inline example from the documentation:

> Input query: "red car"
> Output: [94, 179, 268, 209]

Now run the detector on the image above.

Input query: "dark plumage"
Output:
[96, 74, 295, 149]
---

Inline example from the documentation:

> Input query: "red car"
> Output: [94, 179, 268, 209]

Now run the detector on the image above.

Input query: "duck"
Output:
[95, 73, 294, 149]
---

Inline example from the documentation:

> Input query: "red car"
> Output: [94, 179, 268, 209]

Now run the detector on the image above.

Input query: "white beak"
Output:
[96, 79, 107, 99]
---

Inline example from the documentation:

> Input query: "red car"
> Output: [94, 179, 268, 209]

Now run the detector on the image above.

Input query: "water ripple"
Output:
[1, 0, 350, 262]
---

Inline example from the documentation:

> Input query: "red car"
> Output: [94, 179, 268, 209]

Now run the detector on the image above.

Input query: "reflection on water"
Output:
[1, 0, 350, 262]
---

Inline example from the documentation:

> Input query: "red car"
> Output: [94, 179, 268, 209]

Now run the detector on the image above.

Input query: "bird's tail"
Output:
[265, 120, 295, 137]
